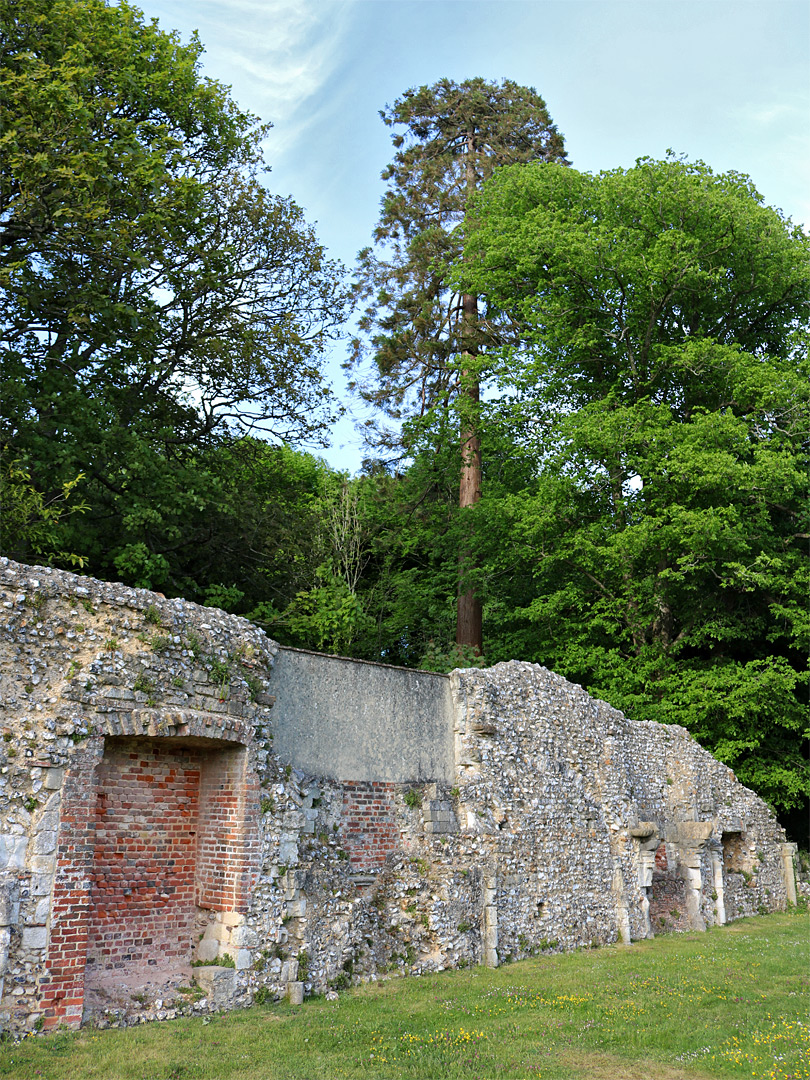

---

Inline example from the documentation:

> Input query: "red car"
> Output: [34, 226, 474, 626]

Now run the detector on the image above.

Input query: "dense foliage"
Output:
[349, 77, 567, 441]
[453, 157, 809, 810]
[0, 0, 347, 584]
[349, 77, 568, 649]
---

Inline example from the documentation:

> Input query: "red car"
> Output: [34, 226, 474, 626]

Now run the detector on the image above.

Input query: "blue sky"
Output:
[137, 0, 810, 472]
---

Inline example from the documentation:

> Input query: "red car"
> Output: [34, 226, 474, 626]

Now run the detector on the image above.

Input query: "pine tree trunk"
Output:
[456, 291, 482, 654]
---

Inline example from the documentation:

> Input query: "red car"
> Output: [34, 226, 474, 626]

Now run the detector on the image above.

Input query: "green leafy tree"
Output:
[459, 156, 809, 812]
[351, 457, 465, 667]
[242, 453, 468, 664]
[0, 0, 347, 575]
[152, 440, 339, 610]
[0, 459, 88, 567]
[250, 471, 376, 655]
[350, 78, 568, 653]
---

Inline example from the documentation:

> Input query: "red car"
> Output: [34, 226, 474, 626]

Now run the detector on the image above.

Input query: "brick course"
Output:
[88, 738, 202, 972]
[197, 744, 259, 911]
[341, 781, 401, 869]
[40, 735, 260, 1028]
[39, 739, 102, 1029]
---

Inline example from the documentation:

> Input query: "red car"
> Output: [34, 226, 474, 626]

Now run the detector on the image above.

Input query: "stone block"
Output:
[194, 966, 237, 1008]
[780, 843, 798, 906]
[42, 791, 61, 812]
[31, 832, 56, 856]
[0, 882, 19, 926]
[0, 927, 10, 972]
[676, 821, 714, 846]
[36, 813, 59, 833]
[28, 856, 55, 873]
[230, 925, 258, 949]
[285, 898, 306, 919]
[0, 836, 27, 871]
[280, 959, 298, 983]
[234, 949, 252, 970]
[30, 874, 53, 897]
[630, 822, 657, 840]
[203, 921, 229, 943]
[220, 912, 243, 928]
[196, 938, 220, 963]
[279, 840, 298, 864]
[288, 981, 304, 1005]
[21, 926, 47, 951]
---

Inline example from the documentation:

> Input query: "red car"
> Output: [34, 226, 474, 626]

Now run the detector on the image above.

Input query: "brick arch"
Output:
[40, 714, 260, 1030]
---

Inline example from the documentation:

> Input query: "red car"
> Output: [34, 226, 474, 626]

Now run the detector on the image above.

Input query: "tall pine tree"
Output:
[350, 78, 568, 653]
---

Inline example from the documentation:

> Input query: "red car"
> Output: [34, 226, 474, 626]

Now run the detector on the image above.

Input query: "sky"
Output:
[135, 0, 810, 473]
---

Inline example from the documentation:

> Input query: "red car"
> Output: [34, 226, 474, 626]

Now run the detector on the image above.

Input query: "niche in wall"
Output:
[85, 736, 250, 987]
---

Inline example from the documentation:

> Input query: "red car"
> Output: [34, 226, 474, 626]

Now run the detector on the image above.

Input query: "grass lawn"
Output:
[2, 911, 807, 1080]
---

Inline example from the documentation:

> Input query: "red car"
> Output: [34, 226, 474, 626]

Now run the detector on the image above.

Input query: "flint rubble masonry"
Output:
[0, 558, 796, 1033]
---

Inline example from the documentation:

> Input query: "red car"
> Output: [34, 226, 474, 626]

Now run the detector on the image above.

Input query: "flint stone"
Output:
[0, 837, 27, 871]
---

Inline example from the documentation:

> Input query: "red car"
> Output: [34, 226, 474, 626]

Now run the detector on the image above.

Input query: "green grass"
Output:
[2, 911, 807, 1079]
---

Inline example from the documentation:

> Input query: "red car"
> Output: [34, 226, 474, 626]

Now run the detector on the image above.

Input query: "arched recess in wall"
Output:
[39, 710, 260, 1030]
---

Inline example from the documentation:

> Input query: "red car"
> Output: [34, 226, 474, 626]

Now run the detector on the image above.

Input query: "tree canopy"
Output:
[1, 10, 805, 832]
[455, 156, 809, 811]
[0, 0, 347, 581]
[350, 77, 568, 652]
[351, 76, 568, 444]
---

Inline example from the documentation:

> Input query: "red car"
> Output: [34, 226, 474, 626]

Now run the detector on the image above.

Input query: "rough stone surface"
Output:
[194, 966, 237, 1008]
[0, 558, 794, 1033]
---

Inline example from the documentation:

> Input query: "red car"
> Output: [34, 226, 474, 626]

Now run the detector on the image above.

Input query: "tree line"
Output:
[1, 0, 807, 825]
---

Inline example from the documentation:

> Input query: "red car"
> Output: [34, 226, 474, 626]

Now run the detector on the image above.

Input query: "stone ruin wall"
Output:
[0, 559, 797, 1033]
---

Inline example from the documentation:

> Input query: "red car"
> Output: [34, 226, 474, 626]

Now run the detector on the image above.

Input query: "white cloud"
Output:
[143, 1, 353, 154]
[746, 102, 798, 127]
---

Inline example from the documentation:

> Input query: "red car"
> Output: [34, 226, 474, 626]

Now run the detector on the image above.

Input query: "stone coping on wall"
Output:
[277, 644, 450, 677]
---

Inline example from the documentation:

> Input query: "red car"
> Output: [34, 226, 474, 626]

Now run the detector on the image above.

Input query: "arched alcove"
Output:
[42, 713, 259, 1028]
[86, 736, 250, 993]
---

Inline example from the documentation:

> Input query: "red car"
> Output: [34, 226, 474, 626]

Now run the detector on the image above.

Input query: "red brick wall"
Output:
[341, 781, 401, 869]
[196, 745, 255, 911]
[649, 841, 688, 932]
[42, 733, 259, 1030]
[87, 738, 203, 971]
[40, 737, 104, 1030]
